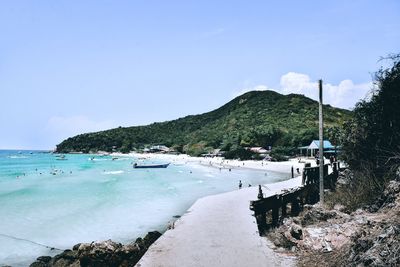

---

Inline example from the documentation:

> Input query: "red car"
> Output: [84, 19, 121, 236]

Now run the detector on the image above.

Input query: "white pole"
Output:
[319, 80, 324, 204]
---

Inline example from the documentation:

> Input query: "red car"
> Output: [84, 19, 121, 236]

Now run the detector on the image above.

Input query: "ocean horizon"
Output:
[0, 149, 290, 266]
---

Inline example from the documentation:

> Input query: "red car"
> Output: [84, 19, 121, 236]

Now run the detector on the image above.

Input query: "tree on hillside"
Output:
[342, 54, 400, 175]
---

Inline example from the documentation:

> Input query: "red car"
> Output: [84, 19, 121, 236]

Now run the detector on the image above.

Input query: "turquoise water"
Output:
[0, 150, 289, 266]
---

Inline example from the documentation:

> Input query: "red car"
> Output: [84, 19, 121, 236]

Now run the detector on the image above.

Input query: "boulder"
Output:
[30, 256, 52, 267]
[290, 224, 303, 240]
[49, 249, 78, 267]
[77, 240, 122, 267]
[29, 231, 162, 267]
[301, 207, 337, 226]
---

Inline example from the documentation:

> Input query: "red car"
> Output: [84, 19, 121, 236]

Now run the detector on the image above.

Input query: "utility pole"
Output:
[319, 79, 324, 204]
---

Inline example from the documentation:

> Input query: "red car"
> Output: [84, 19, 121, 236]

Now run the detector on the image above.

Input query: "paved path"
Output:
[136, 177, 302, 267]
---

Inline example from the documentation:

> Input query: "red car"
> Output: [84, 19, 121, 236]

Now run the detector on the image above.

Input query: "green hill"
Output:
[56, 90, 352, 155]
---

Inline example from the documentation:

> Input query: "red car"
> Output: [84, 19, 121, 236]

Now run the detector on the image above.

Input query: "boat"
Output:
[133, 163, 170, 169]
[56, 155, 67, 160]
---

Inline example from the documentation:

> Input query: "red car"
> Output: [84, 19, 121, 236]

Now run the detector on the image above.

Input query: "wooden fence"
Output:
[249, 162, 340, 234]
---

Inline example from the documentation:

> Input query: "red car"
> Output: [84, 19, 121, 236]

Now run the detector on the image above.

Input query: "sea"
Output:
[0, 149, 290, 266]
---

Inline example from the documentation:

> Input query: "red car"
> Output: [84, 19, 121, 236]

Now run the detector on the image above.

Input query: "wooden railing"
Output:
[249, 162, 341, 234]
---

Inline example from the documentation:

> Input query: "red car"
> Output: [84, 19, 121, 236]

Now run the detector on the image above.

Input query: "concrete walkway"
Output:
[136, 177, 302, 267]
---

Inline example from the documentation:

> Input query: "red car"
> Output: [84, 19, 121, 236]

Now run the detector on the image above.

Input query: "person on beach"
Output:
[258, 185, 263, 199]
[329, 156, 334, 166]
[239, 180, 242, 189]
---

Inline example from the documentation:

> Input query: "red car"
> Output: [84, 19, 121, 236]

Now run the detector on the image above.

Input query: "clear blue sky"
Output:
[1, 0, 399, 149]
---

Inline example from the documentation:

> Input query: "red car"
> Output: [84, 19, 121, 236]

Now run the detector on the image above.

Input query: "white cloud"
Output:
[280, 72, 315, 95]
[45, 115, 117, 144]
[234, 72, 373, 109]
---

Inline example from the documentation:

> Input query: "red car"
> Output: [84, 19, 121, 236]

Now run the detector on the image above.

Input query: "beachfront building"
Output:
[298, 140, 335, 157]
[246, 146, 271, 159]
[149, 145, 170, 153]
[201, 149, 224, 158]
[248, 147, 269, 154]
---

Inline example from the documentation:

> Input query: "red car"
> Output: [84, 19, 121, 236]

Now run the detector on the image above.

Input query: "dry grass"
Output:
[297, 245, 351, 267]
[325, 166, 389, 212]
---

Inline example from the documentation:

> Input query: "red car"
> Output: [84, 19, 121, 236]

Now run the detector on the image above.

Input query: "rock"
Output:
[30, 231, 162, 267]
[30, 255, 53, 267]
[267, 229, 297, 249]
[77, 240, 122, 267]
[336, 169, 353, 189]
[290, 224, 303, 240]
[29, 261, 48, 267]
[49, 249, 78, 267]
[333, 204, 346, 212]
[366, 180, 400, 212]
[386, 180, 400, 194]
[37, 256, 52, 263]
[302, 204, 314, 211]
[72, 243, 81, 251]
[136, 231, 162, 250]
[379, 250, 389, 257]
[300, 207, 337, 226]
[292, 217, 301, 225]
[322, 240, 332, 253]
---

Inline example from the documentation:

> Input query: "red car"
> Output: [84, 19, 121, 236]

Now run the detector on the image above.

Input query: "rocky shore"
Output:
[29, 231, 161, 267]
[267, 179, 400, 266]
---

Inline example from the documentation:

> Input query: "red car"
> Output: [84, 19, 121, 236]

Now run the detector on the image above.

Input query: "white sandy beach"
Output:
[113, 152, 312, 174]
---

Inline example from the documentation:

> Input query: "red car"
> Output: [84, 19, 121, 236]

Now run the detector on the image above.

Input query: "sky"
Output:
[0, 0, 399, 149]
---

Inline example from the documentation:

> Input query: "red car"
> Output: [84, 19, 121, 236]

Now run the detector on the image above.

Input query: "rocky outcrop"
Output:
[367, 179, 400, 212]
[349, 223, 400, 266]
[300, 206, 338, 226]
[29, 231, 161, 267]
[268, 180, 400, 266]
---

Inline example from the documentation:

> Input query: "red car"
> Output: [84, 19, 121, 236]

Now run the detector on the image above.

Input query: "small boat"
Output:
[56, 155, 67, 160]
[133, 163, 170, 169]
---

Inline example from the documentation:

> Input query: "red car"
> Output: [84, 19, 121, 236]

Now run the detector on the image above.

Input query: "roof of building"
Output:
[308, 140, 334, 149]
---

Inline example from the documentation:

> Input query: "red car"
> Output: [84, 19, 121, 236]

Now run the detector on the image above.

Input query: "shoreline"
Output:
[110, 151, 311, 174]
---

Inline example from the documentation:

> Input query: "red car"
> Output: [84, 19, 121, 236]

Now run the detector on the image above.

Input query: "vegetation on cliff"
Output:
[56, 90, 351, 156]
[336, 54, 400, 210]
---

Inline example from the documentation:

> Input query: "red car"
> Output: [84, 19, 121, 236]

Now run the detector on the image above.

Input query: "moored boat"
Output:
[56, 155, 67, 160]
[133, 163, 170, 169]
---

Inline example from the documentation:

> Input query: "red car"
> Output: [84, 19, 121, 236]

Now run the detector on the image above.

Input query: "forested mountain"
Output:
[56, 90, 352, 155]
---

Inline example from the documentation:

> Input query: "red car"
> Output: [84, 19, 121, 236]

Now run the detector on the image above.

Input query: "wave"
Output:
[88, 158, 108, 161]
[103, 170, 124, 175]
[8, 156, 28, 159]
